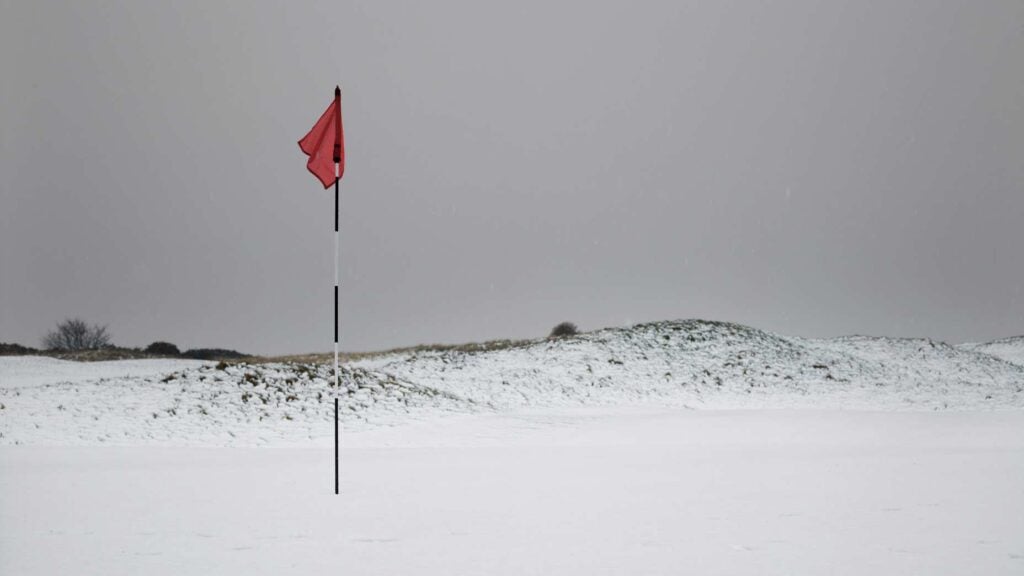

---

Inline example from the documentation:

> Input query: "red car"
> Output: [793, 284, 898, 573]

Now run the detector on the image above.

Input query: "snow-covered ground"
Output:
[2, 320, 1024, 574]
[353, 320, 1024, 413]
[2, 320, 1023, 445]
[2, 410, 1023, 575]
[0, 356, 209, 389]
[960, 335, 1024, 367]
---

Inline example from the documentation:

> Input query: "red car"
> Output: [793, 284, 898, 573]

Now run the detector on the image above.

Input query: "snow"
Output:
[2, 410, 1023, 575]
[2, 320, 1023, 446]
[0, 359, 468, 446]
[2, 320, 1024, 574]
[0, 355, 210, 389]
[959, 336, 1024, 367]
[352, 321, 1024, 413]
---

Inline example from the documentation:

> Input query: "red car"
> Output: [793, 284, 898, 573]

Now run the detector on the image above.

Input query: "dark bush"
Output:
[182, 348, 246, 360]
[42, 318, 111, 351]
[0, 342, 40, 356]
[145, 341, 181, 356]
[549, 322, 579, 338]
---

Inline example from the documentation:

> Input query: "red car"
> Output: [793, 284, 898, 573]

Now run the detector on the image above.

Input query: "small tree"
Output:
[549, 321, 579, 338]
[42, 318, 111, 351]
[145, 341, 181, 356]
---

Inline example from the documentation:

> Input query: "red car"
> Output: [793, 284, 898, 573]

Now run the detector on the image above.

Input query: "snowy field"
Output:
[2, 320, 1024, 574]
[0, 356, 209, 389]
[3, 410, 1023, 575]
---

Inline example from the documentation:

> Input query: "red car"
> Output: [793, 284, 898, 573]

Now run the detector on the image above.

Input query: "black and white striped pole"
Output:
[297, 85, 344, 495]
[333, 87, 341, 496]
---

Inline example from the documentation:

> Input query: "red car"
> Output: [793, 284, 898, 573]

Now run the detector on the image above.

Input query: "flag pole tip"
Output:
[335, 86, 341, 96]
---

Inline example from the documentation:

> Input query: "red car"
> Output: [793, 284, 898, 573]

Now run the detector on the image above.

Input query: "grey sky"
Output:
[2, 0, 1022, 355]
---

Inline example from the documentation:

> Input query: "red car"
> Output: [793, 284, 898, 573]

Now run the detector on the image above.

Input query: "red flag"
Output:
[298, 86, 345, 188]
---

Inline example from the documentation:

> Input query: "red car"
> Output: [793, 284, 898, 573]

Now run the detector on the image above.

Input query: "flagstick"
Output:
[334, 162, 340, 495]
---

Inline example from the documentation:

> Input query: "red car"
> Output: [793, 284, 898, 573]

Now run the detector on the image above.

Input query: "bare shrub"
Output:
[549, 322, 579, 338]
[42, 318, 111, 351]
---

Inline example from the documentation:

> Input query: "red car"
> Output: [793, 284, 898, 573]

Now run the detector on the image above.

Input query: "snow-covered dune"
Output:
[0, 361, 467, 446]
[959, 336, 1024, 367]
[354, 320, 1024, 411]
[1, 320, 1022, 446]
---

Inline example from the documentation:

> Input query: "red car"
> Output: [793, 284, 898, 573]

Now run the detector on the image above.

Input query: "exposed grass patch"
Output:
[258, 338, 541, 366]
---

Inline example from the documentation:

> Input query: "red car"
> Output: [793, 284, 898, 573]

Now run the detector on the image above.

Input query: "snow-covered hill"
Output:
[2, 320, 1022, 445]
[958, 335, 1024, 367]
[0, 357, 468, 446]
[354, 320, 1024, 411]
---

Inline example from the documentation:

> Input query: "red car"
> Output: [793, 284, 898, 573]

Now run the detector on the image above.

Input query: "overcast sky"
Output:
[2, 0, 1022, 355]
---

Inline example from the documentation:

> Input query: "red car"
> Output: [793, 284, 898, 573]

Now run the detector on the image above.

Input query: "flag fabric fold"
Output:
[298, 88, 345, 188]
